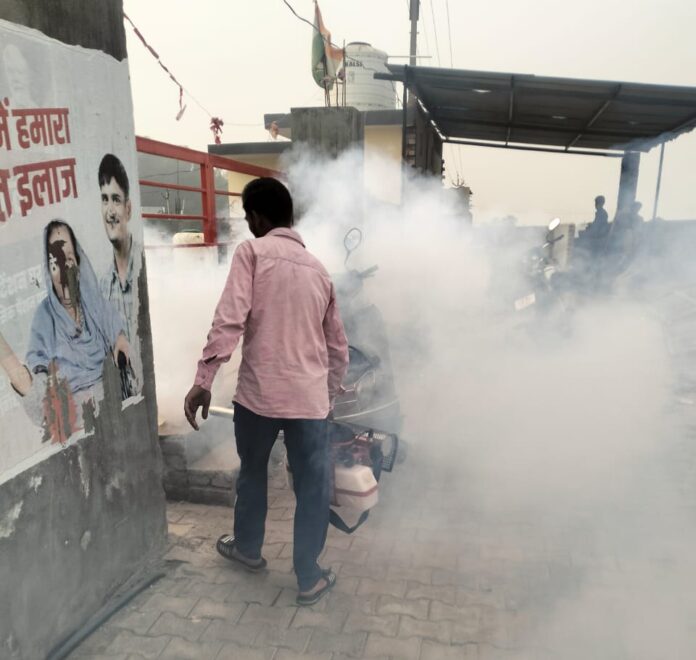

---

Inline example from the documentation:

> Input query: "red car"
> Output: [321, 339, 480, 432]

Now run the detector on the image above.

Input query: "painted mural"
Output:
[0, 20, 145, 481]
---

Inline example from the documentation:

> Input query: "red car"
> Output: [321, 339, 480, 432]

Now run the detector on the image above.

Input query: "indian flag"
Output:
[311, 1, 344, 89]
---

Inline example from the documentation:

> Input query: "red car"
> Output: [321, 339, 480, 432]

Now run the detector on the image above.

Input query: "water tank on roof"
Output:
[343, 42, 396, 111]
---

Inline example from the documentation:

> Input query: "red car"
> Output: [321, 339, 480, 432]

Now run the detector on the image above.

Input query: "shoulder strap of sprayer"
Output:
[329, 509, 371, 534]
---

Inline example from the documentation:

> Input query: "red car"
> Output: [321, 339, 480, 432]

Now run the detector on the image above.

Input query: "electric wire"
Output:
[428, 0, 441, 66]
[421, 2, 432, 64]
[445, 0, 454, 67]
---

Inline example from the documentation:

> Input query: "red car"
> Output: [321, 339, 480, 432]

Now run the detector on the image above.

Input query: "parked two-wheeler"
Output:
[332, 228, 402, 436]
[514, 217, 565, 315]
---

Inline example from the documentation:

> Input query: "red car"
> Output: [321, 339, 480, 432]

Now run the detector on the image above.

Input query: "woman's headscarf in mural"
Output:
[25, 220, 125, 393]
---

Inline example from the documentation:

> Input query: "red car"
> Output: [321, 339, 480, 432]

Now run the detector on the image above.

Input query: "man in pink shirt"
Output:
[184, 177, 349, 605]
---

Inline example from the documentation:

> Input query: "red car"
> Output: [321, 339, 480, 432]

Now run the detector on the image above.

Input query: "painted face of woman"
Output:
[48, 226, 79, 309]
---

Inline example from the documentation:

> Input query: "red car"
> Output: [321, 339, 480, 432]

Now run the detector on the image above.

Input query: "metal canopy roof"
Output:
[379, 65, 696, 155]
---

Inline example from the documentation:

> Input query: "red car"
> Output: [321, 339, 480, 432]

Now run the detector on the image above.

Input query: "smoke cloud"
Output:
[147, 147, 696, 657]
[289, 148, 696, 657]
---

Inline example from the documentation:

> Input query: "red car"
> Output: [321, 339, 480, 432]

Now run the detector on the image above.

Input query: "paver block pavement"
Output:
[224, 583, 282, 606]
[357, 578, 407, 598]
[291, 606, 348, 632]
[164, 545, 217, 568]
[109, 607, 161, 635]
[199, 619, 257, 646]
[343, 611, 400, 637]
[148, 611, 211, 642]
[398, 616, 452, 644]
[324, 531, 354, 550]
[431, 568, 478, 589]
[160, 636, 222, 660]
[406, 584, 457, 605]
[339, 562, 388, 580]
[253, 625, 312, 652]
[165, 564, 222, 584]
[239, 603, 295, 627]
[386, 566, 433, 585]
[364, 632, 421, 659]
[137, 593, 198, 618]
[190, 598, 246, 621]
[104, 630, 171, 659]
[273, 587, 306, 608]
[273, 650, 332, 660]
[83, 443, 696, 657]
[456, 587, 506, 609]
[268, 557, 295, 573]
[420, 640, 479, 659]
[375, 595, 430, 619]
[325, 590, 378, 614]
[149, 577, 192, 597]
[321, 546, 369, 565]
[214, 644, 275, 660]
[307, 629, 368, 656]
[178, 580, 235, 603]
[429, 600, 482, 625]
[70, 654, 128, 660]
[332, 575, 361, 595]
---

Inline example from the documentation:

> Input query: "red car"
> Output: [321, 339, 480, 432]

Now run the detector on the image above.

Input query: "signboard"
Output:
[0, 20, 145, 482]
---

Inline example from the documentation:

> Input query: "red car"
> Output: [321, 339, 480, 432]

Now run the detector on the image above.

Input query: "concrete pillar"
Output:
[617, 151, 641, 212]
[290, 106, 364, 159]
[0, 3, 167, 658]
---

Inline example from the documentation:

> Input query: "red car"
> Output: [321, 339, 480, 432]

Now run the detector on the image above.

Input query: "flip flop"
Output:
[296, 569, 336, 606]
[216, 535, 267, 572]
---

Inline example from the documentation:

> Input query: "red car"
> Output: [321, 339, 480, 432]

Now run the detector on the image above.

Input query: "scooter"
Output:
[514, 217, 564, 314]
[509, 217, 575, 342]
[331, 228, 402, 437]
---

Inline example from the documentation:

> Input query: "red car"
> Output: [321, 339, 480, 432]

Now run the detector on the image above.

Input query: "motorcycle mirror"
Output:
[548, 217, 561, 232]
[344, 227, 363, 263]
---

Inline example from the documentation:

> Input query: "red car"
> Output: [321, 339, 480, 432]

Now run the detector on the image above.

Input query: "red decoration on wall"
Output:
[210, 117, 224, 144]
[42, 361, 78, 445]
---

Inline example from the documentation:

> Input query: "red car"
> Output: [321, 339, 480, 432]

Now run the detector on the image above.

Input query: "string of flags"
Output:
[123, 12, 224, 144]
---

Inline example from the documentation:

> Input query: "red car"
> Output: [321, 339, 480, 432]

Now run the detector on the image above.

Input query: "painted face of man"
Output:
[48, 226, 79, 307]
[101, 177, 131, 245]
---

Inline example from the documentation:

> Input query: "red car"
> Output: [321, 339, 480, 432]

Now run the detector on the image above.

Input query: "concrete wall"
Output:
[364, 124, 403, 205]
[222, 122, 403, 207]
[0, 3, 167, 658]
[290, 106, 364, 159]
[414, 104, 443, 177]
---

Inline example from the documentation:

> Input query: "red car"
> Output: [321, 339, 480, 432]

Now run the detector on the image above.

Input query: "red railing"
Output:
[135, 136, 284, 246]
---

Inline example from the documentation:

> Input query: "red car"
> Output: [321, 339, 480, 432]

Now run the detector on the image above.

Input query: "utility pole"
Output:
[409, 0, 419, 66]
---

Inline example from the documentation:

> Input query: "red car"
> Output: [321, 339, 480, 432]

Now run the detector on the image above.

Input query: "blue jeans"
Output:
[232, 402, 330, 591]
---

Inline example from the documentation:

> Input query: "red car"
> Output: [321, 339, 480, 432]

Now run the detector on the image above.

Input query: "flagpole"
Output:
[342, 40, 346, 107]
[409, 0, 420, 66]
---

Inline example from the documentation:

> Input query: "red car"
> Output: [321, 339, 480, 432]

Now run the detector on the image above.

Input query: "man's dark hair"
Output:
[595, 195, 606, 205]
[98, 153, 130, 199]
[242, 177, 293, 227]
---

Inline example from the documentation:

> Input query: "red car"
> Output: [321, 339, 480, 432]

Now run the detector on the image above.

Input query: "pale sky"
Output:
[123, 0, 696, 225]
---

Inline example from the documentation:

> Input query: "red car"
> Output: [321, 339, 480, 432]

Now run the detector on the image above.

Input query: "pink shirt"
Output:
[195, 227, 349, 419]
